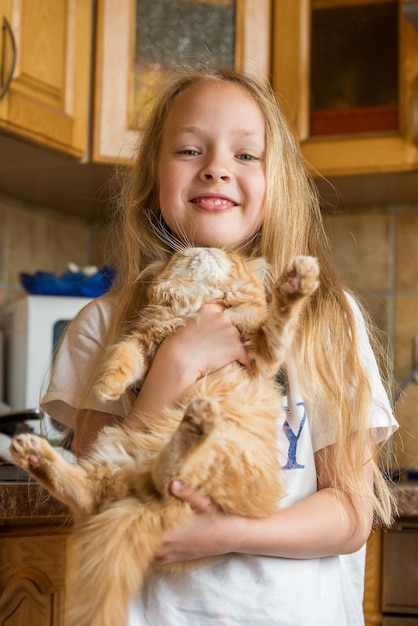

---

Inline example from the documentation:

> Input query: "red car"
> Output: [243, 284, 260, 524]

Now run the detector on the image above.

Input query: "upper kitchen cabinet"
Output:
[93, 0, 272, 163]
[272, 0, 418, 178]
[0, 0, 93, 157]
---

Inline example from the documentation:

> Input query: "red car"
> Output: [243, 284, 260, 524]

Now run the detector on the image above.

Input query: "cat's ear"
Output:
[246, 257, 271, 282]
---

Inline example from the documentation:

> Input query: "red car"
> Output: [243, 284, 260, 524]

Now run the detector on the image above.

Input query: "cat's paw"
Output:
[10, 433, 55, 471]
[94, 342, 146, 402]
[181, 398, 219, 437]
[279, 256, 319, 297]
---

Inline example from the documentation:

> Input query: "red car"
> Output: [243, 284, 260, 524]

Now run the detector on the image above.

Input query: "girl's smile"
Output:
[190, 194, 237, 212]
[157, 80, 266, 250]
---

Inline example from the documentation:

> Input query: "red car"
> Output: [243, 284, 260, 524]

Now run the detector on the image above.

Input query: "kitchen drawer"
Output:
[382, 520, 418, 614]
[382, 617, 418, 626]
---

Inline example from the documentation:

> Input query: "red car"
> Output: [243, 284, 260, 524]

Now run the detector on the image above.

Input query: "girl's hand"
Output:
[163, 303, 250, 380]
[155, 481, 238, 564]
[132, 303, 250, 416]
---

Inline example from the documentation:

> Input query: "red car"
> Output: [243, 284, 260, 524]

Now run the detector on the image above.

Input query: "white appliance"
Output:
[6, 295, 92, 412]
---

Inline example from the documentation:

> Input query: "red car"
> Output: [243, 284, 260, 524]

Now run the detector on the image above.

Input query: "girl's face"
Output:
[157, 81, 266, 250]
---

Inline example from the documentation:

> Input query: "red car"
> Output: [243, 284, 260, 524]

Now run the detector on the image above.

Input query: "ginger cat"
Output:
[11, 247, 319, 626]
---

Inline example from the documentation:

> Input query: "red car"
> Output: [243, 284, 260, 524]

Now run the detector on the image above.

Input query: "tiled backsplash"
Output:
[323, 204, 418, 471]
[0, 194, 110, 307]
[0, 193, 417, 470]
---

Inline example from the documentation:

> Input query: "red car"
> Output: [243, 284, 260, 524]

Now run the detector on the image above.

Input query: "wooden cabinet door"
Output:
[272, 0, 418, 177]
[93, 0, 272, 163]
[0, 0, 93, 157]
[0, 530, 68, 626]
[382, 521, 418, 615]
[364, 527, 384, 626]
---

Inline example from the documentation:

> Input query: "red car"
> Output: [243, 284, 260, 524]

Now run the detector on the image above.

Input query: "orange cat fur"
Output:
[11, 247, 319, 626]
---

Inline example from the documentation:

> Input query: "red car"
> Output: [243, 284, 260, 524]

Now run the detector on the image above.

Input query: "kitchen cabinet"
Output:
[383, 619, 418, 625]
[0, 0, 93, 157]
[382, 518, 418, 622]
[0, 482, 71, 626]
[0, 527, 70, 626]
[272, 0, 418, 178]
[364, 527, 384, 626]
[363, 510, 418, 626]
[92, 0, 272, 162]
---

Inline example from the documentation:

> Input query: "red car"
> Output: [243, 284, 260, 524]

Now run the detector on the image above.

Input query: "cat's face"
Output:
[163, 247, 262, 287]
[148, 247, 268, 306]
[166, 248, 237, 283]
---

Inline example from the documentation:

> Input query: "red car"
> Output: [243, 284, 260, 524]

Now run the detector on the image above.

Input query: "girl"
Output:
[42, 68, 397, 625]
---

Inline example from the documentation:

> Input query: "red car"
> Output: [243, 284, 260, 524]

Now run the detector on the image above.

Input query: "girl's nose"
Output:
[200, 170, 231, 182]
[199, 160, 231, 182]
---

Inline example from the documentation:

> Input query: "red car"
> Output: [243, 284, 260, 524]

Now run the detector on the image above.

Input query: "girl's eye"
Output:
[237, 153, 257, 161]
[178, 149, 200, 156]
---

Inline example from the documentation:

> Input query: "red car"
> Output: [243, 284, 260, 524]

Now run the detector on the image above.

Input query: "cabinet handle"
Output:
[0, 17, 17, 101]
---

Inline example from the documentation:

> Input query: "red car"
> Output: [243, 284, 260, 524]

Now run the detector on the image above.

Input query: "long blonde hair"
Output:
[105, 67, 396, 525]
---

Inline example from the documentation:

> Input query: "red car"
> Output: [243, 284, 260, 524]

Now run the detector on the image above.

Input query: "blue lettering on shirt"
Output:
[282, 402, 306, 469]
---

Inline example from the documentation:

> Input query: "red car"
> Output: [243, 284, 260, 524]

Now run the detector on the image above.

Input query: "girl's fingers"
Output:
[170, 480, 214, 513]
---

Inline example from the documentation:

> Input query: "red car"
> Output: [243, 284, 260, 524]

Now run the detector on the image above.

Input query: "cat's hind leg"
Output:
[152, 398, 218, 496]
[179, 398, 217, 438]
[94, 339, 147, 401]
[10, 433, 95, 516]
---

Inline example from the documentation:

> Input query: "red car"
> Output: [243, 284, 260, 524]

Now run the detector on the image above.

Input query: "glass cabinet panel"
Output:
[132, 0, 236, 119]
[310, 0, 399, 136]
[272, 0, 418, 179]
[94, 0, 271, 162]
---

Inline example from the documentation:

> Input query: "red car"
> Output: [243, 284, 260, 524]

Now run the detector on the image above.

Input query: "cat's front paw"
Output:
[10, 433, 55, 471]
[279, 256, 319, 297]
[94, 342, 146, 402]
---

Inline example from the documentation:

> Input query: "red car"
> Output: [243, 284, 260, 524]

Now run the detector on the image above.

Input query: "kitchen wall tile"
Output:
[0, 202, 4, 282]
[0, 195, 90, 306]
[393, 383, 418, 471]
[91, 219, 118, 269]
[6, 202, 51, 285]
[324, 211, 391, 292]
[395, 295, 418, 378]
[50, 217, 89, 274]
[358, 293, 390, 335]
[396, 210, 418, 291]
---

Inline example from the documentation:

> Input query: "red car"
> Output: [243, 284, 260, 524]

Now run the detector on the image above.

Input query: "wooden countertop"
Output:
[0, 481, 70, 526]
[1, 479, 417, 526]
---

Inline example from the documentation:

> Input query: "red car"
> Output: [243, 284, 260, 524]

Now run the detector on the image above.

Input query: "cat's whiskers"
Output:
[149, 212, 193, 252]
[148, 210, 262, 264]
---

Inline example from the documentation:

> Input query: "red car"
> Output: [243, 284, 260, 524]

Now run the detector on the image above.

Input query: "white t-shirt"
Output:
[42, 295, 397, 626]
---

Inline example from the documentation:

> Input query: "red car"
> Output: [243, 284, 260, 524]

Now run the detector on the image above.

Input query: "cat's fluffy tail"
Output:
[67, 497, 176, 626]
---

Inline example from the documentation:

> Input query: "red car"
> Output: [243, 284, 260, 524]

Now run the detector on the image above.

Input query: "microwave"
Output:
[5, 295, 92, 412]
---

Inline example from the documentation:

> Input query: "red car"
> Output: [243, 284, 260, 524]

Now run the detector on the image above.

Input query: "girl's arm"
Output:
[76, 303, 249, 455]
[127, 303, 250, 418]
[155, 441, 374, 562]
[76, 410, 120, 457]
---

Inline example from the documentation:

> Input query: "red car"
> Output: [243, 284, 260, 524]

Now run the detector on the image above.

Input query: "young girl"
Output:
[41, 67, 397, 625]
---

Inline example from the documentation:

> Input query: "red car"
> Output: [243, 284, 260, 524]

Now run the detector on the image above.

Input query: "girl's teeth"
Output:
[207, 198, 226, 205]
